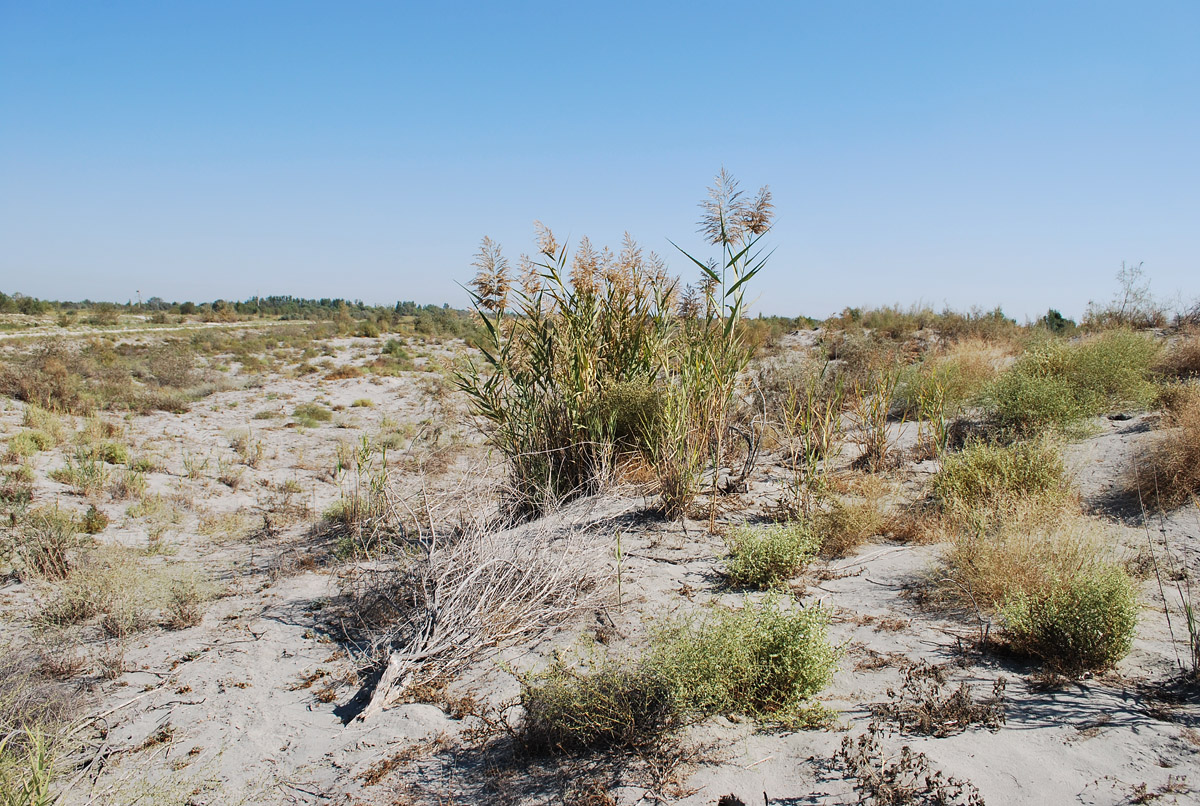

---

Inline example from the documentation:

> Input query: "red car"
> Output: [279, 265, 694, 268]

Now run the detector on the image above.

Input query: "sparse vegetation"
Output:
[723, 521, 819, 588]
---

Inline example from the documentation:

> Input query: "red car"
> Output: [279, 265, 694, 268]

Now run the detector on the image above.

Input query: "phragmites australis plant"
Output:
[456, 170, 774, 521]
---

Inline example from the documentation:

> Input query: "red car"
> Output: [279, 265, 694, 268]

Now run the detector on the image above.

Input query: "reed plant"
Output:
[457, 171, 772, 520]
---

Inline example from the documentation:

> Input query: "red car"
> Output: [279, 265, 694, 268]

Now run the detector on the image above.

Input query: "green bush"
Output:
[517, 595, 837, 754]
[650, 594, 837, 721]
[723, 522, 819, 588]
[983, 331, 1158, 433]
[932, 439, 1072, 533]
[87, 441, 128, 465]
[381, 339, 409, 359]
[520, 662, 675, 754]
[6, 430, 53, 460]
[292, 402, 333, 428]
[999, 567, 1137, 673]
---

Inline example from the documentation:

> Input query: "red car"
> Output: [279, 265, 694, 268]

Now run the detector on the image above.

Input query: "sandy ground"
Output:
[1, 330, 1197, 805]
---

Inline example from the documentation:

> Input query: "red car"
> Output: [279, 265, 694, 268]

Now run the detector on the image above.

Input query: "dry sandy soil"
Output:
[1, 326, 1197, 805]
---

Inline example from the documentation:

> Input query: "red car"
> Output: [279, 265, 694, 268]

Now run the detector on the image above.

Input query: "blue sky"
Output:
[1, 1, 1197, 319]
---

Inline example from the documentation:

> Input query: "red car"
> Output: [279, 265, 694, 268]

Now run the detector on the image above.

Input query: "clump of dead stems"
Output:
[346, 512, 606, 720]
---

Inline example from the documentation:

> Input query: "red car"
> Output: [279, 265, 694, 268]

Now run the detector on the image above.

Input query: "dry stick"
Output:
[1132, 453, 1182, 671]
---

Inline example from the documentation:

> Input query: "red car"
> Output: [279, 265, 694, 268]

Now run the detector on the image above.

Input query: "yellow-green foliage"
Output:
[520, 661, 674, 754]
[6, 431, 53, 461]
[292, 402, 332, 428]
[723, 522, 819, 588]
[932, 439, 1072, 534]
[649, 594, 837, 721]
[1134, 382, 1200, 509]
[999, 567, 1137, 673]
[38, 546, 214, 637]
[5, 507, 85, 581]
[518, 595, 837, 754]
[984, 331, 1159, 432]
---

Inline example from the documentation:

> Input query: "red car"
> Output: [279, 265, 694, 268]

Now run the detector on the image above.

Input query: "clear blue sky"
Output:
[2, 1, 1197, 320]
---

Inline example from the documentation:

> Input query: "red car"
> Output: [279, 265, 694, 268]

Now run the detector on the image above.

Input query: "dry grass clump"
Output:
[1154, 335, 1200, 380]
[518, 595, 837, 754]
[1131, 382, 1200, 509]
[4, 507, 87, 580]
[937, 515, 1137, 673]
[931, 439, 1073, 535]
[722, 522, 819, 588]
[814, 495, 893, 558]
[38, 546, 215, 638]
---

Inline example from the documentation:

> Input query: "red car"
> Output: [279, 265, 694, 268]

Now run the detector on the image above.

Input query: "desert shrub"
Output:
[723, 522, 819, 588]
[1130, 382, 1200, 508]
[0, 468, 34, 509]
[5, 507, 85, 580]
[48, 450, 108, 497]
[81, 504, 109, 534]
[520, 661, 675, 754]
[458, 172, 770, 520]
[85, 440, 128, 465]
[1154, 335, 1200, 380]
[381, 339, 409, 358]
[350, 398, 374, 408]
[983, 331, 1158, 433]
[325, 365, 363, 380]
[999, 567, 1137, 673]
[649, 594, 837, 722]
[932, 439, 1072, 534]
[292, 402, 332, 428]
[814, 496, 892, 558]
[21, 405, 66, 442]
[0, 340, 90, 413]
[1083, 261, 1166, 330]
[893, 337, 1009, 420]
[518, 595, 836, 755]
[5, 430, 53, 461]
[107, 467, 147, 500]
[145, 344, 196, 387]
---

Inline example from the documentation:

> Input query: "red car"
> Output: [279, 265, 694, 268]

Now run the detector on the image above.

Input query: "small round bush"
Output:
[723, 522, 819, 588]
[999, 566, 1137, 674]
[651, 594, 837, 719]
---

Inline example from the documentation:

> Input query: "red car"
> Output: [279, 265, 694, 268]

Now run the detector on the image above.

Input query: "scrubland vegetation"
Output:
[1, 178, 1197, 804]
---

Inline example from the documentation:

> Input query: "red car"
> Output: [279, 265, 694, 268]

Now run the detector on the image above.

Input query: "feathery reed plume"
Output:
[470, 236, 510, 313]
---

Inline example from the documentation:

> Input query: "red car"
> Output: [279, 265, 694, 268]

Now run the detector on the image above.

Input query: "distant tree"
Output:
[1039, 308, 1074, 334]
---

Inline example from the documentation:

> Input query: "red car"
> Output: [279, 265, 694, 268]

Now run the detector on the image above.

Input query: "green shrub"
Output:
[517, 595, 837, 755]
[87, 441, 128, 465]
[999, 567, 1137, 673]
[6, 430, 53, 460]
[292, 402, 333, 428]
[520, 662, 675, 754]
[597, 378, 661, 453]
[48, 450, 108, 497]
[983, 331, 1158, 433]
[650, 594, 837, 721]
[381, 339, 409, 359]
[723, 522, 819, 588]
[932, 439, 1072, 533]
